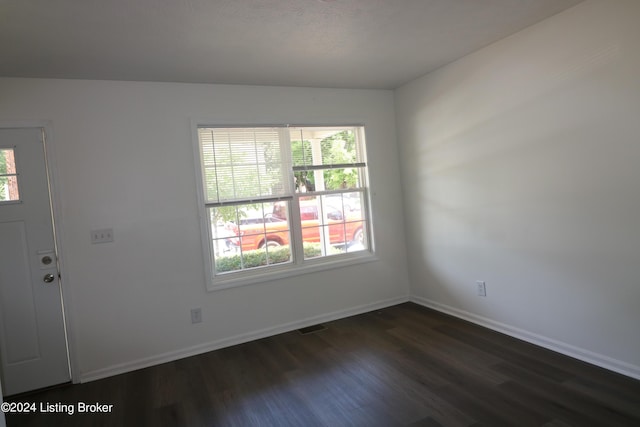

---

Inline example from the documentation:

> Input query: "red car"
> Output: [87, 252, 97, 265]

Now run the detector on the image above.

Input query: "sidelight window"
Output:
[0, 148, 20, 203]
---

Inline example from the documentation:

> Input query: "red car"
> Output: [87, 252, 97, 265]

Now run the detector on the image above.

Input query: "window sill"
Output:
[207, 251, 378, 291]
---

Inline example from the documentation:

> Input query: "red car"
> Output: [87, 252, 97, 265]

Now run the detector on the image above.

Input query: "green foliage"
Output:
[0, 150, 6, 174]
[291, 139, 313, 167]
[215, 245, 292, 273]
[215, 243, 341, 273]
[321, 130, 358, 190]
[0, 151, 6, 181]
[211, 206, 249, 224]
[291, 130, 359, 192]
[0, 150, 10, 200]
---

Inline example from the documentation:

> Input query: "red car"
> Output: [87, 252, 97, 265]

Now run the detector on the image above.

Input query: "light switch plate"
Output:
[476, 281, 487, 297]
[191, 308, 202, 324]
[91, 228, 114, 244]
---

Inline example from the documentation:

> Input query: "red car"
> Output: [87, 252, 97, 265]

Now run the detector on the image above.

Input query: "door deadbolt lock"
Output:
[43, 273, 56, 283]
[41, 255, 53, 265]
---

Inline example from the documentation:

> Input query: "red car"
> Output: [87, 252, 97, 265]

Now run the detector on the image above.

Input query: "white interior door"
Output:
[0, 127, 70, 396]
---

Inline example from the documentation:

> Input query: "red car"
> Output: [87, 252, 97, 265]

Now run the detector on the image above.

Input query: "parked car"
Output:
[225, 199, 364, 252]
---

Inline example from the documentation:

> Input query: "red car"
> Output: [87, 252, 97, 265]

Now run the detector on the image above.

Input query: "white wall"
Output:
[395, 0, 640, 378]
[0, 79, 409, 381]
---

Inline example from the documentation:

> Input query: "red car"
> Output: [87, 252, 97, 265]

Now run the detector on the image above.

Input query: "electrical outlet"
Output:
[190, 308, 202, 324]
[476, 281, 487, 297]
[91, 228, 114, 244]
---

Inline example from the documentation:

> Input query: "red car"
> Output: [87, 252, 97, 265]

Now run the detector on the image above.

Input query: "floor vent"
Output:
[298, 324, 327, 335]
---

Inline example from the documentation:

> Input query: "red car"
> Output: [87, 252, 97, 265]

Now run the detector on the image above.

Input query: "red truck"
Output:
[225, 199, 364, 252]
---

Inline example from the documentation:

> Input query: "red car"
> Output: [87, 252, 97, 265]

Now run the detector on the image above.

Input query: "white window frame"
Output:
[192, 122, 377, 291]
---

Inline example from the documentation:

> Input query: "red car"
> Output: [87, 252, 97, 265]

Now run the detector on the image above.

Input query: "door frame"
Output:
[0, 120, 79, 388]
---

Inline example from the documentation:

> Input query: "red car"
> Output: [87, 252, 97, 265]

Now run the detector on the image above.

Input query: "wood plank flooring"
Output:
[6, 303, 640, 426]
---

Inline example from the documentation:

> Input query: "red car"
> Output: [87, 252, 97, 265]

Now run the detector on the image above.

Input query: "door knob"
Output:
[43, 273, 56, 283]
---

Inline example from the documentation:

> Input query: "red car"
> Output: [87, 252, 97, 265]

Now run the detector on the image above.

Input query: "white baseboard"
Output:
[80, 294, 640, 383]
[81, 295, 410, 383]
[411, 296, 640, 380]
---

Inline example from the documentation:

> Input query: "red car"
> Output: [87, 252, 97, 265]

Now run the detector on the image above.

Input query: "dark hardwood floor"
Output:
[6, 303, 640, 426]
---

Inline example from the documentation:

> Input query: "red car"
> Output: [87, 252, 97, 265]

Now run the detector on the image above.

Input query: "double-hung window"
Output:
[195, 125, 373, 289]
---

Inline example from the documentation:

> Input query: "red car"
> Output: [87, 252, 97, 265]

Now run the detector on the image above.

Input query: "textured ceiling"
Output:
[0, 0, 584, 89]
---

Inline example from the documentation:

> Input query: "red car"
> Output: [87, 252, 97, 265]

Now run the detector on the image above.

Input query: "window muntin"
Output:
[0, 148, 20, 203]
[196, 125, 371, 284]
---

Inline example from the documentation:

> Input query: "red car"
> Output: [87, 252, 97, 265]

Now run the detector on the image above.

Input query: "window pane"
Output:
[323, 167, 362, 191]
[233, 164, 260, 199]
[203, 167, 219, 202]
[260, 167, 287, 197]
[291, 127, 365, 194]
[294, 171, 314, 193]
[214, 166, 236, 200]
[338, 192, 368, 253]
[199, 127, 288, 203]
[319, 129, 360, 165]
[294, 168, 363, 193]
[299, 193, 367, 259]
[0, 176, 19, 202]
[228, 130, 258, 164]
[210, 202, 292, 274]
[0, 148, 17, 174]
[0, 148, 19, 202]
[341, 191, 364, 216]
[290, 128, 362, 167]
[291, 139, 313, 168]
